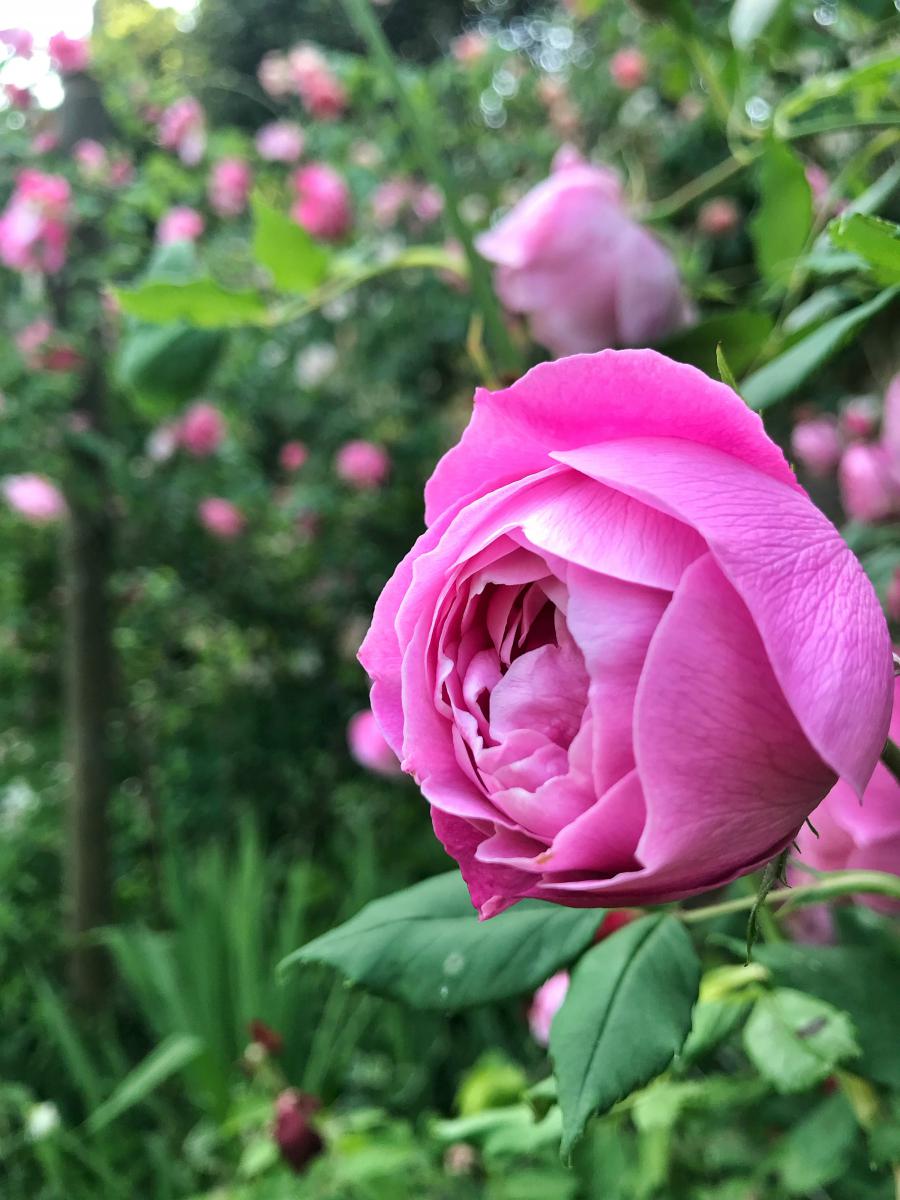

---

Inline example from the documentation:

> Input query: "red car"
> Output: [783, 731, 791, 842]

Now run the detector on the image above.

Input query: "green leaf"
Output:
[715, 344, 739, 392]
[728, 0, 785, 49]
[116, 279, 269, 328]
[750, 143, 812, 286]
[828, 213, 900, 285]
[749, 942, 900, 1089]
[282, 871, 600, 1011]
[116, 324, 225, 410]
[251, 195, 331, 294]
[86, 1033, 203, 1132]
[775, 51, 900, 129]
[772, 1093, 859, 1195]
[742, 286, 899, 409]
[742, 988, 859, 1093]
[550, 915, 700, 1156]
[660, 311, 773, 378]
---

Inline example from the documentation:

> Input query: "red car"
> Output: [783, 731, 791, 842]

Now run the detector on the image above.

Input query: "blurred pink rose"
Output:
[412, 183, 444, 224]
[31, 129, 60, 155]
[255, 121, 305, 163]
[48, 33, 90, 74]
[157, 206, 205, 245]
[0, 169, 71, 274]
[209, 157, 252, 217]
[198, 497, 246, 540]
[258, 51, 293, 98]
[3, 474, 66, 523]
[476, 160, 691, 356]
[16, 319, 82, 372]
[274, 1090, 324, 1174]
[158, 97, 206, 166]
[528, 971, 569, 1046]
[335, 440, 389, 489]
[178, 402, 226, 456]
[793, 677, 900, 921]
[0, 28, 33, 58]
[887, 569, 900, 623]
[838, 443, 898, 523]
[359, 349, 892, 916]
[790, 415, 842, 478]
[841, 396, 879, 441]
[697, 196, 740, 237]
[610, 47, 647, 91]
[279, 441, 308, 472]
[451, 32, 489, 64]
[371, 179, 412, 228]
[288, 44, 346, 120]
[291, 164, 352, 241]
[73, 138, 107, 180]
[109, 158, 134, 188]
[882, 373, 900, 465]
[4, 83, 31, 110]
[347, 709, 401, 775]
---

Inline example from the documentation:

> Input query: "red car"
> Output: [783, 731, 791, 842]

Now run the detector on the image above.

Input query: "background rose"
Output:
[475, 161, 691, 356]
[360, 350, 891, 917]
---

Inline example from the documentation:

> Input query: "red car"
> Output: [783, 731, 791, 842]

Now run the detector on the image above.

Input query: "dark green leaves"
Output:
[549, 915, 700, 1156]
[251, 196, 331, 294]
[751, 143, 812, 286]
[282, 872, 600, 1011]
[828, 213, 900, 285]
[742, 988, 858, 1093]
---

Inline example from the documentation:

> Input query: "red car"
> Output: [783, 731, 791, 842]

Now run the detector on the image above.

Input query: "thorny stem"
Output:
[680, 869, 900, 924]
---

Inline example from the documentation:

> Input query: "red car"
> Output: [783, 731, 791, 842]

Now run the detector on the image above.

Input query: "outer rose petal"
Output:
[554, 438, 892, 795]
[424, 350, 800, 525]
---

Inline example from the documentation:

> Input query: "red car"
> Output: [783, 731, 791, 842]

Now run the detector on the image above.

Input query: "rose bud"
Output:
[198, 497, 246, 540]
[790, 415, 842, 478]
[359, 350, 892, 916]
[274, 1090, 324, 1174]
[476, 162, 691, 356]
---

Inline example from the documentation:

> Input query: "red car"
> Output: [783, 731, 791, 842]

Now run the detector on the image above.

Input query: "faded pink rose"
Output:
[476, 160, 691, 356]
[279, 441, 308, 472]
[0, 169, 71, 274]
[0, 28, 33, 58]
[255, 121, 304, 163]
[48, 33, 90, 74]
[258, 51, 294, 98]
[359, 350, 892, 916]
[335, 440, 389, 489]
[697, 196, 740, 237]
[209, 157, 251, 218]
[198, 497, 245, 540]
[288, 44, 346, 120]
[793, 677, 900, 918]
[790, 415, 842, 478]
[3, 474, 67, 523]
[347, 709, 401, 776]
[610, 48, 647, 91]
[157, 206, 204, 245]
[291, 164, 351, 241]
[158, 97, 206, 166]
[179, 402, 226, 456]
[528, 971, 569, 1046]
[838, 443, 898, 523]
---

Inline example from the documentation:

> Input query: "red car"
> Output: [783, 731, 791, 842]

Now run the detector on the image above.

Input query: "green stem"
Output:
[642, 151, 759, 222]
[338, 0, 520, 379]
[882, 737, 900, 784]
[680, 870, 900, 924]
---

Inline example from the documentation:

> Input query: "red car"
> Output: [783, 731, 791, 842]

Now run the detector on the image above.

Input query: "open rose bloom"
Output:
[360, 351, 892, 917]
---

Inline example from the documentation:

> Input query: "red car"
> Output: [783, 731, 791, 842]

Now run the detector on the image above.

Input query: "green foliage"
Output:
[251, 196, 332, 294]
[750, 142, 812, 287]
[742, 988, 859, 1092]
[829, 213, 900, 285]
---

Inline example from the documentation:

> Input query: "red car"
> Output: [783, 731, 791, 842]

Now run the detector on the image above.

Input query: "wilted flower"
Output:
[291, 164, 352, 241]
[0, 169, 71, 274]
[157, 206, 204, 245]
[198, 498, 246, 540]
[347, 709, 401, 775]
[48, 32, 90, 74]
[208, 157, 251, 217]
[255, 120, 304, 163]
[158, 97, 206, 166]
[335, 440, 389, 488]
[3, 474, 67, 523]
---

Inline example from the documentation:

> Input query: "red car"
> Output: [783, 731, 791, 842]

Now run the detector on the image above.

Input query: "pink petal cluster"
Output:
[178, 402, 226, 457]
[48, 32, 90, 74]
[208, 157, 252, 218]
[609, 47, 647, 91]
[359, 350, 892, 917]
[335, 440, 389, 489]
[3, 474, 67, 523]
[476, 160, 691, 356]
[288, 44, 347, 121]
[255, 121, 304, 163]
[157, 206, 205, 245]
[291, 164, 352, 242]
[198, 497, 245, 540]
[838, 375, 900, 522]
[158, 97, 206, 166]
[0, 169, 71, 274]
[347, 709, 401, 776]
[0, 28, 33, 58]
[279, 441, 308, 472]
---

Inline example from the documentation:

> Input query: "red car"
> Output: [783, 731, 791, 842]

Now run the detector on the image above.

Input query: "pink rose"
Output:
[198, 497, 245, 540]
[0, 169, 71, 274]
[335, 440, 389, 489]
[838, 443, 898, 523]
[882, 372, 900, 465]
[3, 474, 67, 523]
[208, 157, 251, 218]
[528, 970, 569, 1046]
[31, 129, 60, 155]
[157, 206, 204, 245]
[793, 677, 900, 918]
[258, 52, 294, 98]
[4, 83, 31, 110]
[476, 161, 691, 356]
[178, 402, 226, 456]
[697, 196, 740, 237]
[790, 415, 842, 478]
[255, 121, 305, 163]
[73, 138, 107, 180]
[48, 33, 90, 74]
[347, 709, 401, 776]
[610, 48, 647, 91]
[0, 28, 33, 58]
[279, 441, 308, 472]
[158, 97, 206, 166]
[359, 350, 892, 917]
[840, 396, 879, 442]
[288, 44, 346, 120]
[291, 164, 352, 242]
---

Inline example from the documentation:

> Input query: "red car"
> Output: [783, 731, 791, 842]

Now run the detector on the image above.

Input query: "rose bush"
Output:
[360, 350, 892, 916]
